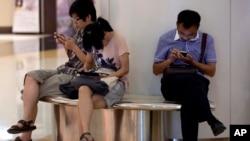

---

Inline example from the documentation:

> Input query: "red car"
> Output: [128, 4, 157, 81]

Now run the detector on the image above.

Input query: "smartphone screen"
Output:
[180, 51, 187, 57]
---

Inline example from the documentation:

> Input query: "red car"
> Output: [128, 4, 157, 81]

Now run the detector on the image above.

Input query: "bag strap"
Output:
[199, 33, 207, 63]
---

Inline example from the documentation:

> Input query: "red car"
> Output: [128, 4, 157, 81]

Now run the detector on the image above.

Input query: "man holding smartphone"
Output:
[153, 9, 226, 141]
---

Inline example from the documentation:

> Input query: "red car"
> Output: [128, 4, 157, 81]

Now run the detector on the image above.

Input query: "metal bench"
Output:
[39, 94, 215, 141]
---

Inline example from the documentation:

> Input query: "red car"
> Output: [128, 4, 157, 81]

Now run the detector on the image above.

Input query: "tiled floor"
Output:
[0, 34, 64, 141]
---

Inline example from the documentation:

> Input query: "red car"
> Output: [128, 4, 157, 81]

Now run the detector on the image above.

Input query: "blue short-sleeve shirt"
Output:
[154, 29, 217, 66]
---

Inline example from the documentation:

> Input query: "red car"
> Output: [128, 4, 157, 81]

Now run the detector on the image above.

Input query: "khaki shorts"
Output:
[25, 69, 74, 99]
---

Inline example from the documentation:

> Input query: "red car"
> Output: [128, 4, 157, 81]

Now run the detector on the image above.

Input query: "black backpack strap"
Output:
[199, 33, 207, 63]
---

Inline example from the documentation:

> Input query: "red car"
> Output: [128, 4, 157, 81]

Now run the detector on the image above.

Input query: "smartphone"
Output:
[180, 51, 187, 57]
[78, 71, 99, 76]
[55, 34, 65, 41]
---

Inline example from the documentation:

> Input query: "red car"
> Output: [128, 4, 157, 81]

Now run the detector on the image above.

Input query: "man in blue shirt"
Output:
[153, 9, 226, 141]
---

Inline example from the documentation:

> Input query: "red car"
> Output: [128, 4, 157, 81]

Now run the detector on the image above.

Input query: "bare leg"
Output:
[78, 86, 94, 141]
[20, 75, 40, 140]
[92, 95, 107, 109]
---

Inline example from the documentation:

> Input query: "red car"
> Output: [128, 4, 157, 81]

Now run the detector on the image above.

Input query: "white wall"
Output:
[97, 0, 232, 139]
[231, 0, 250, 124]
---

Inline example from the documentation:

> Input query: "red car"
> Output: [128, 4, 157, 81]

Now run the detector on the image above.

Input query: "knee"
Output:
[78, 86, 92, 97]
[24, 75, 37, 85]
[79, 85, 89, 92]
[92, 94, 107, 106]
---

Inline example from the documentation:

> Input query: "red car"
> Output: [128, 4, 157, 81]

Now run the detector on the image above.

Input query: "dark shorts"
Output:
[70, 75, 109, 96]
[70, 75, 126, 108]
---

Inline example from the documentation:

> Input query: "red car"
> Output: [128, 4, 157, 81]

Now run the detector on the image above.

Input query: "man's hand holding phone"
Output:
[180, 51, 187, 57]
[173, 50, 192, 63]
[54, 32, 66, 44]
[179, 51, 194, 64]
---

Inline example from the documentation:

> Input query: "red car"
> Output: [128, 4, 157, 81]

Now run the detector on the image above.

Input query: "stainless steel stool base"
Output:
[52, 105, 151, 141]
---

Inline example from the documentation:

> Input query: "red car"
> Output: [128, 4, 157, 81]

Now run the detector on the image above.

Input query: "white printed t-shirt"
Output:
[92, 32, 129, 87]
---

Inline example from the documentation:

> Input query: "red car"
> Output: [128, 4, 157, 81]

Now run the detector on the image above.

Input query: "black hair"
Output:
[15, 0, 23, 7]
[82, 23, 104, 52]
[69, 0, 96, 22]
[97, 17, 113, 32]
[177, 9, 201, 28]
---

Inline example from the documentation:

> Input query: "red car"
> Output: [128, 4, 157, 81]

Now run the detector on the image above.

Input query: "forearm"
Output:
[153, 59, 173, 75]
[190, 61, 216, 77]
[109, 53, 129, 77]
[109, 67, 129, 78]
[72, 45, 86, 64]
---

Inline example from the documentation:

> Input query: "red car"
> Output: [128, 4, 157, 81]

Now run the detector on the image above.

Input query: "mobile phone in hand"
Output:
[55, 34, 65, 41]
[78, 71, 99, 76]
[180, 51, 187, 57]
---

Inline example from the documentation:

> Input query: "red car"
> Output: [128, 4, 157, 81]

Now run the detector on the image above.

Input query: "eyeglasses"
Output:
[178, 30, 197, 39]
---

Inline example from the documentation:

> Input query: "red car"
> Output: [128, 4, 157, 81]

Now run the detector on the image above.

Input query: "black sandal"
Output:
[80, 132, 94, 141]
[7, 120, 36, 134]
[14, 136, 32, 141]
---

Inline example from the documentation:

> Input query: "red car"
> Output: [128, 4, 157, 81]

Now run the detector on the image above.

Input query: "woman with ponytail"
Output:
[70, 17, 129, 141]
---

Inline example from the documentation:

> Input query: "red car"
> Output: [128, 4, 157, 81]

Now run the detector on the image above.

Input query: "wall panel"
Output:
[231, 0, 250, 124]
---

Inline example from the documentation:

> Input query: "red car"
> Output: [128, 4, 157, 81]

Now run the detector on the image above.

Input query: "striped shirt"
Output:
[57, 29, 86, 75]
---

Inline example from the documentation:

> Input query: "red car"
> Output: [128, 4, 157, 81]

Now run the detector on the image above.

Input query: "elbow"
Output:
[210, 72, 216, 77]
[153, 68, 161, 75]
[122, 67, 129, 75]
[204, 63, 216, 77]
[153, 64, 163, 75]
[206, 70, 216, 77]
[124, 68, 129, 75]
[153, 70, 159, 75]
[152, 68, 158, 75]
[207, 73, 215, 77]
